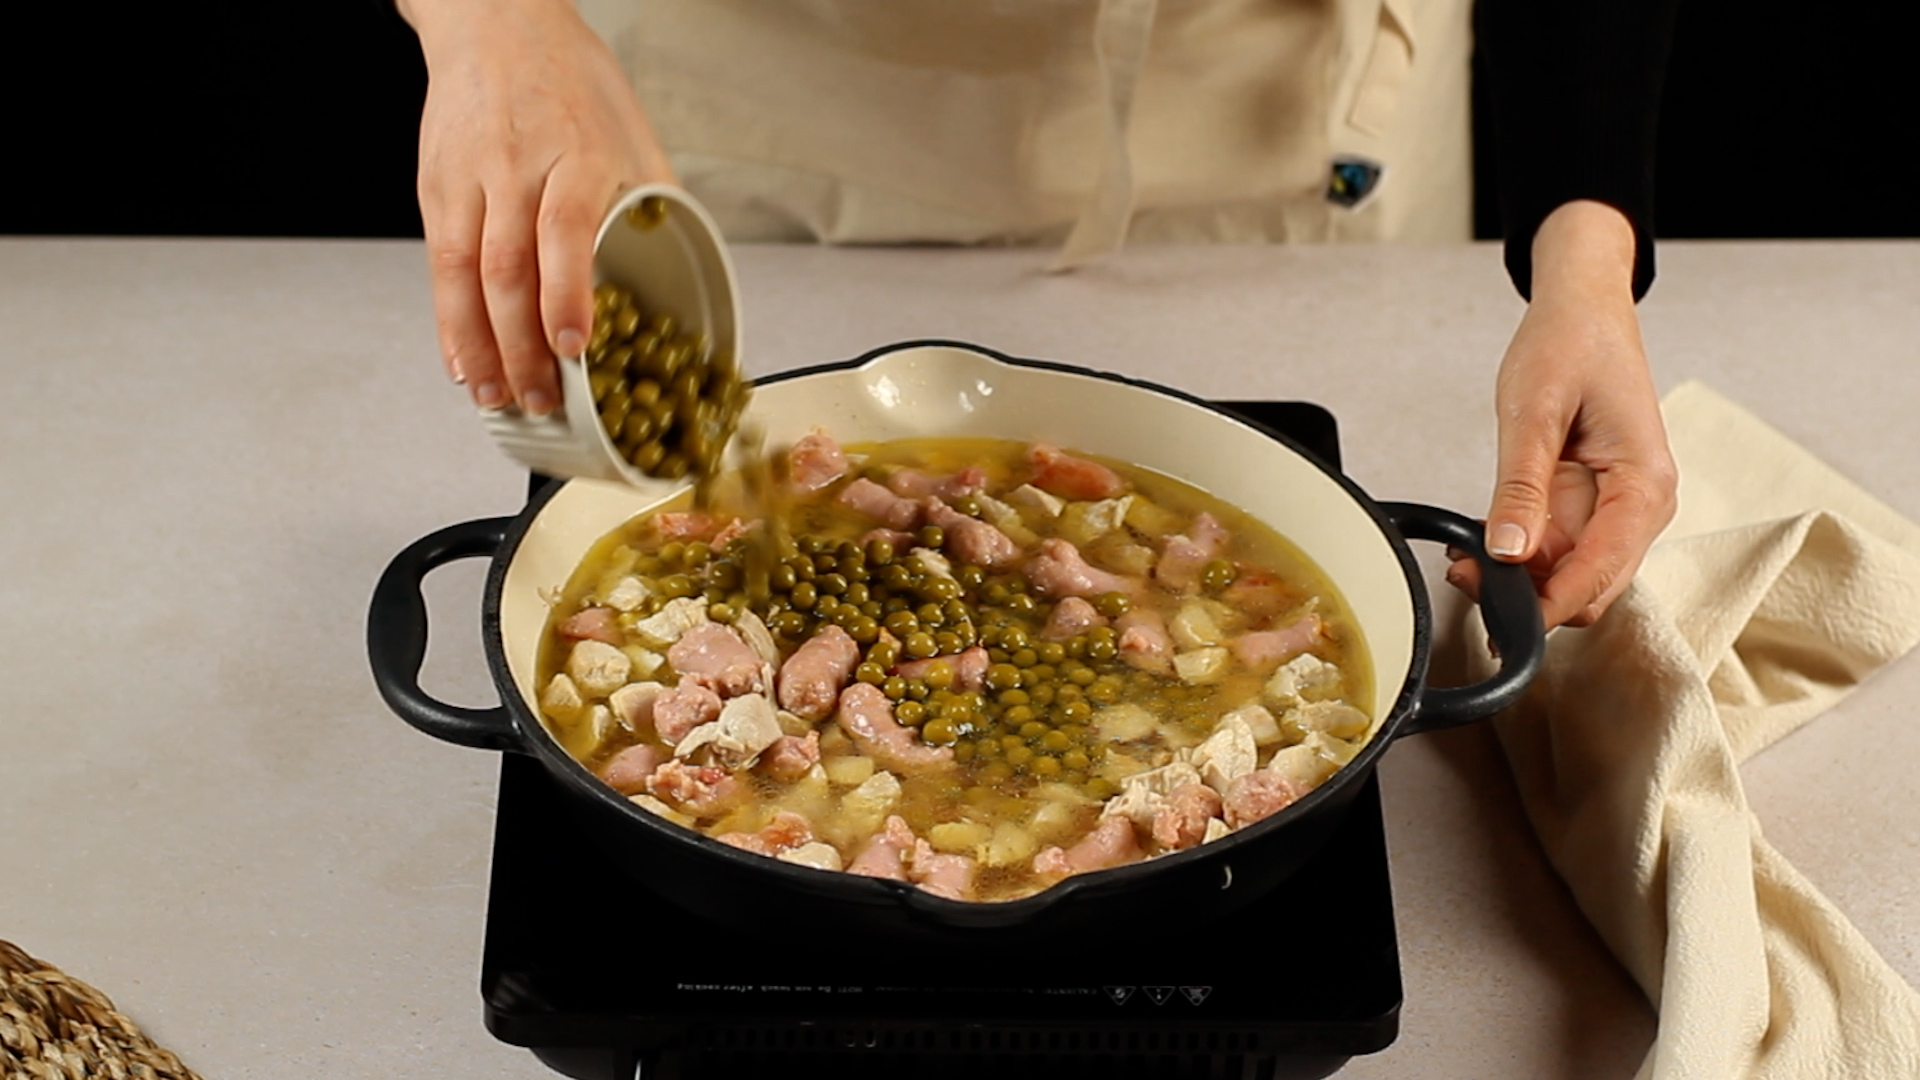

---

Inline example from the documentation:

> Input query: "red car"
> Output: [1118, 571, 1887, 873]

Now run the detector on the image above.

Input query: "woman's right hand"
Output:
[400, 0, 676, 416]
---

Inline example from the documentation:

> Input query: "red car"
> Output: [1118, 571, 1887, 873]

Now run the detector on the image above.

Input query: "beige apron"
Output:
[578, 0, 1471, 261]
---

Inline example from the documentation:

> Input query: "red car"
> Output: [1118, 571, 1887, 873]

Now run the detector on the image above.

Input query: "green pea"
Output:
[1028, 754, 1061, 778]
[1003, 704, 1035, 726]
[789, 581, 818, 611]
[844, 582, 870, 606]
[996, 688, 1030, 707]
[1058, 700, 1093, 724]
[1011, 648, 1039, 668]
[915, 603, 946, 628]
[983, 583, 1011, 605]
[1094, 591, 1132, 618]
[985, 663, 1023, 692]
[856, 662, 887, 686]
[848, 615, 880, 645]
[918, 525, 945, 549]
[660, 574, 696, 599]
[923, 577, 962, 603]
[957, 564, 986, 589]
[883, 676, 908, 700]
[818, 572, 849, 597]
[905, 632, 938, 659]
[772, 563, 799, 591]
[1062, 749, 1091, 771]
[708, 602, 736, 624]
[1007, 593, 1037, 614]
[934, 631, 962, 655]
[896, 700, 927, 726]
[683, 542, 711, 567]
[1067, 665, 1097, 687]
[1005, 745, 1034, 768]
[904, 680, 930, 702]
[1087, 639, 1118, 662]
[1201, 558, 1238, 592]
[865, 536, 896, 566]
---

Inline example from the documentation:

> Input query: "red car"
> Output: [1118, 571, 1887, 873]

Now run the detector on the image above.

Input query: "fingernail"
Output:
[556, 328, 585, 359]
[450, 357, 466, 385]
[523, 388, 556, 417]
[1488, 522, 1527, 558]
[474, 381, 509, 410]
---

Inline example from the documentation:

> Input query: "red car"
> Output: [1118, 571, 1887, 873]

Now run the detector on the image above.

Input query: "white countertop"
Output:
[2, 237, 1915, 1078]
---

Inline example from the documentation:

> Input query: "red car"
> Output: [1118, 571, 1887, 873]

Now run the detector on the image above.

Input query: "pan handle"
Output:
[366, 517, 525, 752]
[1380, 502, 1545, 735]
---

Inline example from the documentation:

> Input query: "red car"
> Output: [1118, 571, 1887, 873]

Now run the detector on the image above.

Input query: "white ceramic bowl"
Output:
[480, 184, 743, 485]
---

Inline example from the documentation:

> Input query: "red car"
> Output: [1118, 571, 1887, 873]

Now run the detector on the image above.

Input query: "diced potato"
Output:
[567, 640, 631, 697]
[539, 673, 588, 725]
[620, 646, 666, 681]
[974, 494, 1040, 546]
[1095, 752, 1150, 783]
[1092, 704, 1159, 742]
[1123, 495, 1186, 540]
[1223, 703, 1283, 747]
[928, 820, 993, 854]
[981, 822, 1040, 868]
[775, 709, 813, 738]
[1028, 800, 1087, 843]
[1203, 818, 1231, 843]
[823, 755, 877, 787]
[825, 770, 903, 846]
[1121, 760, 1205, 798]
[1267, 744, 1340, 787]
[1172, 646, 1231, 685]
[628, 793, 693, 828]
[603, 574, 652, 613]
[1088, 533, 1156, 577]
[1169, 601, 1227, 650]
[777, 842, 843, 872]
[771, 766, 833, 825]
[818, 725, 853, 755]
[1005, 484, 1065, 519]
[708, 804, 768, 838]
[1058, 496, 1133, 546]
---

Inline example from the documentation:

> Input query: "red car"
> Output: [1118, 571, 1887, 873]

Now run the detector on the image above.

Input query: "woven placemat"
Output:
[1, 940, 203, 1080]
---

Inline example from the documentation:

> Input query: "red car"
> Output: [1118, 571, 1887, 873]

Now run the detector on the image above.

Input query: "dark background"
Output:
[2, 2, 1914, 241]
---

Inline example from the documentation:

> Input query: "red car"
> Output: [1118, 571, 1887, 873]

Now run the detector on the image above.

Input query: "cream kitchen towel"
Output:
[1480, 380, 1920, 1080]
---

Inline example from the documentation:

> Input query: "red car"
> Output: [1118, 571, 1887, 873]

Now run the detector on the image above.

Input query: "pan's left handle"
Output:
[366, 517, 525, 752]
[1380, 502, 1546, 736]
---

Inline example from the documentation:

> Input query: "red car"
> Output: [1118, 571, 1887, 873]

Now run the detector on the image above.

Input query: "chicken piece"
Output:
[651, 681, 724, 746]
[599, 743, 665, 795]
[1025, 443, 1127, 500]
[1040, 596, 1108, 641]
[1222, 771, 1312, 829]
[921, 498, 1020, 569]
[566, 639, 632, 697]
[759, 731, 821, 781]
[834, 683, 955, 774]
[1114, 609, 1174, 674]
[1221, 702, 1283, 747]
[1153, 512, 1229, 594]
[646, 760, 743, 818]
[652, 512, 728, 541]
[710, 517, 754, 549]
[1098, 782, 1167, 831]
[837, 477, 922, 531]
[1265, 652, 1343, 708]
[1220, 569, 1305, 623]
[892, 646, 989, 692]
[1282, 701, 1372, 741]
[1026, 538, 1134, 599]
[847, 815, 917, 880]
[1119, 760, 1205, 799]
[909, 838, 978, 901]
[630, 597, 710, 649]
[716, 810, 815, 856]
[668, 622, 770, 698]
[776, 624, 862, 721]
[777, 842, 845, 872]
[1005, 483, 1066, 519]
[1033, 815, 1143, 878]
[558, 606, 623, 644]
[733, 609, 781, 668]
[1230, 614, 1324, 674]
[1188, 713, 1258, 792]
[885, 465, 986, 501]
[910, 547, 954, 580]
[603, 576, 653, 613]
[788, 430, 850, 492]
[1151, 783, 1224, 850]
[674, 692, 784, 768]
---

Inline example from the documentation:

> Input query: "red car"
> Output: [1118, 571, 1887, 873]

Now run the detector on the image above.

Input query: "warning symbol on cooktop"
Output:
[1104, 986, 1135, 1005]
[1180, 986, 1213, 1005]
[1143, 986, 1176, 1005]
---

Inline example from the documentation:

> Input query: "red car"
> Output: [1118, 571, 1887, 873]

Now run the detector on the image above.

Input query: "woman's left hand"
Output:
[1448, 200, 1679, 630]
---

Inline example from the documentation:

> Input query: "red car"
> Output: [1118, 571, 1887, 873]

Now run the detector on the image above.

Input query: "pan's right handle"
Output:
[366, 517, 524, 752]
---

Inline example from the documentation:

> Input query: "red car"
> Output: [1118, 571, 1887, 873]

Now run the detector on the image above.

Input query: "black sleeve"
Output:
[1477, 0, 1680, 301]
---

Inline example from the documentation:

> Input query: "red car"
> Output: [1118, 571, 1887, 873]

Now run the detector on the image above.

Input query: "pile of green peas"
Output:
[583, 246, 748, 479]
[609, 502, 1243, 796]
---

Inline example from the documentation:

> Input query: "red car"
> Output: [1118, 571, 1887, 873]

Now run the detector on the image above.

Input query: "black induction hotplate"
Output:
[481, 402, 1401, 1080]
